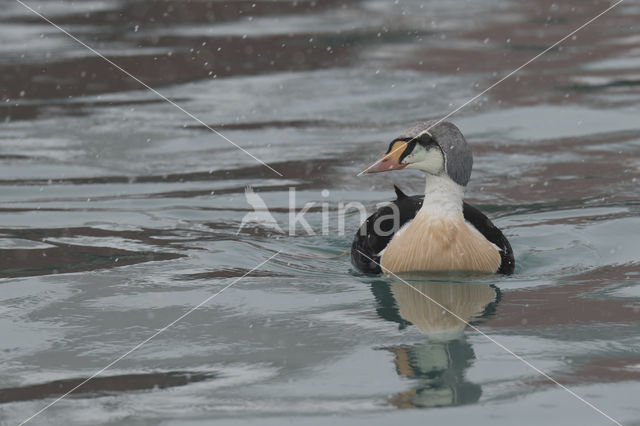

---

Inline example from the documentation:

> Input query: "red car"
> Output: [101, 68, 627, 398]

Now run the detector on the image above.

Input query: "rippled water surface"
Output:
[1, 0, 639, 425]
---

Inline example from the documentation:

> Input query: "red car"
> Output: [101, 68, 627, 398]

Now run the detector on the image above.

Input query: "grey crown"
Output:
[397, 120, 473, 187]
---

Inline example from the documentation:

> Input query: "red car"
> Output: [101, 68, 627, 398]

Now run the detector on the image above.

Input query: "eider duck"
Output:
[351, 121, 514, 275]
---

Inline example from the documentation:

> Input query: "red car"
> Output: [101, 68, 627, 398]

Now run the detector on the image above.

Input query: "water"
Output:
[1, 0, 639, 425]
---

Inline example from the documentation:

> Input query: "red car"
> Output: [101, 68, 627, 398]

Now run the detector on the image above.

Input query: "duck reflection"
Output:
[371, 279, 500, 408]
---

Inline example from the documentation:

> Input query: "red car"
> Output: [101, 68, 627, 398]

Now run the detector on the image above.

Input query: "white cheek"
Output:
[405, 149, 444, 174]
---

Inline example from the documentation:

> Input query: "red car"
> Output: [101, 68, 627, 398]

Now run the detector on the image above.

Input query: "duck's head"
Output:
[360, 121, 473, 187]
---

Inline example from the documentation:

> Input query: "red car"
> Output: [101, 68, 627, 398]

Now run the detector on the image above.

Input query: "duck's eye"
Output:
[417, 133, 437, 148]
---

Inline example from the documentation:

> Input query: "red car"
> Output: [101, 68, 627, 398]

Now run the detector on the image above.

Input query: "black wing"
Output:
[462, 203, 514, 275]
[351, 186, 515, 275]
[351, 186, 423, 274]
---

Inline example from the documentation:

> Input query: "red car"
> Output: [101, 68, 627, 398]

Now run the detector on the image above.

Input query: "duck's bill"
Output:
[358, 141, 408, 175]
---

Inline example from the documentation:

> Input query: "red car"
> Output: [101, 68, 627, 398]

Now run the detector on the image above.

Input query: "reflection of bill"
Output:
[388, 340, 480, 409]
[371, 280, 499, 409]
[236, 186, 283, 235]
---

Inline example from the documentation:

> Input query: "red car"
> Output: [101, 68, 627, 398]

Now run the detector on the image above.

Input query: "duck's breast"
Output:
[380, 210, 501, 273]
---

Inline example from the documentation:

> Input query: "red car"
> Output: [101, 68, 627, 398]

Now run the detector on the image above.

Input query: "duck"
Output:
[351, 120, 514, 275]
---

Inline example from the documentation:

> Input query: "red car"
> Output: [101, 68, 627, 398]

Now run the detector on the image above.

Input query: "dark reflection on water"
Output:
[372, 280, 499, 409]
[7, 0, 354, 26]
[0, 226, 187, 278]
[0, 370, 217, 403]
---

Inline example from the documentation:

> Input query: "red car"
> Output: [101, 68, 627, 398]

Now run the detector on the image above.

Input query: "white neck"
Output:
[421, 174, 465, 216]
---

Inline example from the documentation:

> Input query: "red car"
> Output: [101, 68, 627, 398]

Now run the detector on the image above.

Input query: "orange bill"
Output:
[359, 141, 408, 174]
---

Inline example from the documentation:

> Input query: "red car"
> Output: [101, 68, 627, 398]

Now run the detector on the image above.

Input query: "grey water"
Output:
[1, 0, 639, 425]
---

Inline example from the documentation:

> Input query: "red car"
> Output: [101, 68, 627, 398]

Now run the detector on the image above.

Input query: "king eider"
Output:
[351, 121, 514, 275]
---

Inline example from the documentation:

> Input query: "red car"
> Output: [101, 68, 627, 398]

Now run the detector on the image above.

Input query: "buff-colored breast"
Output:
[380, 211, 501, 274]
